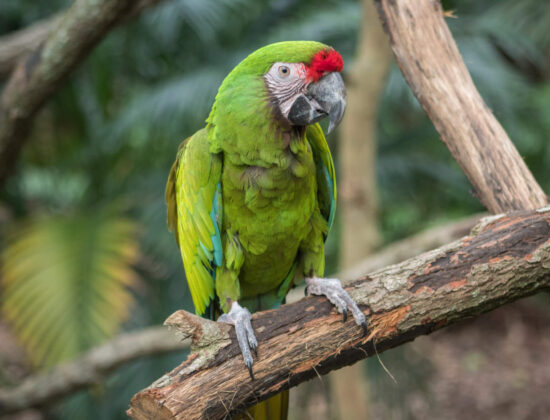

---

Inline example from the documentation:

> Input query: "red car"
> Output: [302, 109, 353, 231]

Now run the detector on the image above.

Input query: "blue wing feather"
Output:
[166, 129, 224, 317]
[306, 123, 337, 236]
[210, 182, 223, 267]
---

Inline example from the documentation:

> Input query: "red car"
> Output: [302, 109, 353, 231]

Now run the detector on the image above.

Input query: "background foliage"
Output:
[0, 0, 549, 418]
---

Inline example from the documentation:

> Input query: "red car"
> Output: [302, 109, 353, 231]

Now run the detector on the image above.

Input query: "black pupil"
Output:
[282, 67, 288, 73]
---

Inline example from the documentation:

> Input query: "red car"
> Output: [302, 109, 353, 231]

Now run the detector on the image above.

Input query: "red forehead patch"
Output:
[306, 49, 344, 82]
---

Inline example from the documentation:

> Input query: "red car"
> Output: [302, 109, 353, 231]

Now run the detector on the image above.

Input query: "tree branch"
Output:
[339, 212, 484, 281]
[338, 0, 392, 263]
[0, 327, 188, 415]
[0, 0, 165, 81]
[0, 15, 61, 80]
[374, 0, 547, 213]
[0, 0, 168, 186]
[127, 208, 550, 419]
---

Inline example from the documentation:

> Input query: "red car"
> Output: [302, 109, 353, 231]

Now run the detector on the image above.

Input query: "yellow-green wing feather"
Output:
[165, 128, 223, 315]
[306, 123, 336, 232]
[234, 391, 289, 420]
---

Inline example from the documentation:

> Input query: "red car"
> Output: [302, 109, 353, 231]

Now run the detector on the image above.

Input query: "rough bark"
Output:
[0, 0, 167, 186]
[128, 207, 550, 420]
[374, 0, 548, 213]
[0, 16, 61, 80]
[339, 213, 484, 281]
[0, 327, 188, 415]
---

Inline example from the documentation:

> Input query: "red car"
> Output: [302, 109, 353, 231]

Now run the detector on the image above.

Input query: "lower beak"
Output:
[287, 72, 347, 134]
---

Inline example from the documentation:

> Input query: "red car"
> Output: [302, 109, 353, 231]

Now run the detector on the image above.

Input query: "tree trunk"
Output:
[332, 0, 392, 418]
[339, 0, 391, 263]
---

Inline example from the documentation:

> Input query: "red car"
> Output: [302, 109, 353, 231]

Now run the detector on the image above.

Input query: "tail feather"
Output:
[233, 390, 289, 420]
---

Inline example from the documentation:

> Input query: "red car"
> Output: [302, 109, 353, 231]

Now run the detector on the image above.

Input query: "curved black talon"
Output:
[304, 286, 309, 296]
[361, 320, 368, 337]
[246, 362, 255, 380]
[251, 342, 258, 358]
[342, 307, 348, 323]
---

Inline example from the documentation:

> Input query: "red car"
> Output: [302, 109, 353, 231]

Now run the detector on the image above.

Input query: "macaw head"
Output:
[213, 41, 347, 134]
[259, 42, 346, 134]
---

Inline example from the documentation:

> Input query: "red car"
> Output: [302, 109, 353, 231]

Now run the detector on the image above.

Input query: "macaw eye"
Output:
[278, 65, 290, 78]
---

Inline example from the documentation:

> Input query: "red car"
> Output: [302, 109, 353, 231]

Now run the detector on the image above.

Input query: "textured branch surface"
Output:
[0, 0, 163, 80]
[0, 327, 187, 415]
[0, 0, 167, 185]
[0, 15, 61, 80]
[374, 0, 547, 213]
[128, 208, 550, 420]
[339, 213, 484, 281]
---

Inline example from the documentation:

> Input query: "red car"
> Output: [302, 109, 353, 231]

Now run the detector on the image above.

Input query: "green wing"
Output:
[165, 128, 223, 316]
[306, 123, 337, 234]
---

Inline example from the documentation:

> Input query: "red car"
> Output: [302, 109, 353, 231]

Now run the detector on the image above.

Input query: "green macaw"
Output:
[165, 41, 365, 419]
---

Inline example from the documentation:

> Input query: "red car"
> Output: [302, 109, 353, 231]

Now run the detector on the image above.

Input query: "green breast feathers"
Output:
[165, 122, 335, 316]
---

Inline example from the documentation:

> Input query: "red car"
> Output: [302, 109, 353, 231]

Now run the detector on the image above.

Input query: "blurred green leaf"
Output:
[1, 212, 141, 368]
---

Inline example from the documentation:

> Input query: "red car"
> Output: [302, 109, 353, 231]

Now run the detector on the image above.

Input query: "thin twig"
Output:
[0, 327, 188, 414]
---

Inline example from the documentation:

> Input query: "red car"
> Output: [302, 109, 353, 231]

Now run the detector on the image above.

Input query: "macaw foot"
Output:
[218, 301, 258, 380]
[305, 276, 367, 335]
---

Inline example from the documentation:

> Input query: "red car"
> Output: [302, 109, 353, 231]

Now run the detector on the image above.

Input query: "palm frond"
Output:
[144, 0, 256, 45]
[107, 68, 226, 147]
[2, 213, 141, 367]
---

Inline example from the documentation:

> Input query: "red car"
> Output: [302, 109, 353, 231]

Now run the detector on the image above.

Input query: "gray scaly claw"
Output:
[306, 276, 367, 335]
[218, 301, 257, 380]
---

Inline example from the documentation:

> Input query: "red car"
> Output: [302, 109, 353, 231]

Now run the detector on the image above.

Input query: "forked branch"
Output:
[0, 0, 168, 185]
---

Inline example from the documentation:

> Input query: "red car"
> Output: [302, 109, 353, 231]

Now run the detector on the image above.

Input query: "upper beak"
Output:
[306, 72, 346, 134]
[287, 72, 347, 134]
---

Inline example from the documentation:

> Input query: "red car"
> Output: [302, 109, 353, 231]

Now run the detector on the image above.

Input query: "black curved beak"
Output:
[287, 72, 347, 134]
